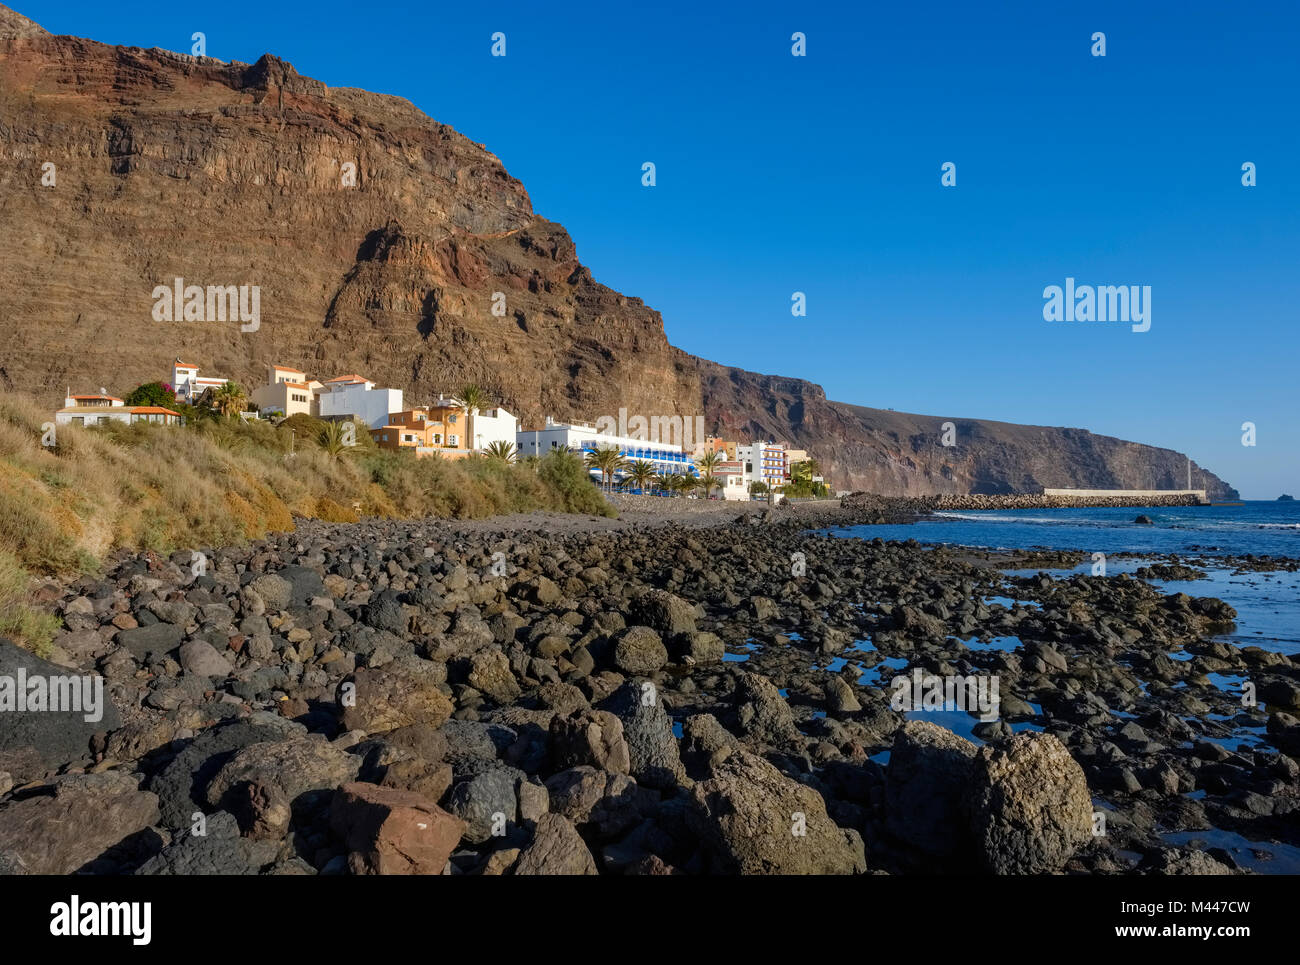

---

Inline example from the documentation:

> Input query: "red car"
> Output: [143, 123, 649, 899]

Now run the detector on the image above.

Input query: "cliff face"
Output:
[0, 6, 1237, 499]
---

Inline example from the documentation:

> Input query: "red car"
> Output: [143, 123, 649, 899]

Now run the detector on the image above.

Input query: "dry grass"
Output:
[0, 393, 612, 650]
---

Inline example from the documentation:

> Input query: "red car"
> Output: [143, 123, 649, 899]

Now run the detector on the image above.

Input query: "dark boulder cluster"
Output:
[1, 505, 1296, 874]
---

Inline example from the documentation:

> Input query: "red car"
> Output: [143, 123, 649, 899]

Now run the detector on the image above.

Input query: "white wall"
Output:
[56, 410, 131, 426]
[319, 384, 402, 429]
[469, 407, 518, 452]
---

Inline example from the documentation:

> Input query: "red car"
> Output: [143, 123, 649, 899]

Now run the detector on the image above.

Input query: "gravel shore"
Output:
[2, 498, 1296, 876]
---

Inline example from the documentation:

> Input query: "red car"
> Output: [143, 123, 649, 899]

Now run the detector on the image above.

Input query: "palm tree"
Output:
[318, 420, 361, 460]
[681, 475, 702, 498]
[625, 459, 657, 493]
[209, 382, 248, 419]
[455, 384, 491, 452]
[484, 440, 516, 462]
[791, 459, 820, 486]
[695, 449, 724, 498]
[697, 449, 723, 474]
[584, 445, 626, 492]
[654, 472, 675, 497]
[665, 472, 691, 498]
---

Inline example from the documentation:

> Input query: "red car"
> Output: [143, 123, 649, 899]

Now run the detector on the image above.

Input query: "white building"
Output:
[517, 416, 697, 485]
[317, 374, 403, 430]
[172, 359, 229, 403]
[714, 459, 752, 500]
[736, 442, 788, 492]
[55, 393, 181, 426]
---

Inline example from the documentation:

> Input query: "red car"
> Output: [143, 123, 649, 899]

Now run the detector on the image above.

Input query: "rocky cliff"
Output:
[0, 6, 1237, 498]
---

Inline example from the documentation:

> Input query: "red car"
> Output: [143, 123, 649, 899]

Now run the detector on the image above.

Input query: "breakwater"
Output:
[842, 491, 1209, 514]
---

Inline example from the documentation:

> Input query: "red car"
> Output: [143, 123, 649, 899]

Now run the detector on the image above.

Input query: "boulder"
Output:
[1260, 679, 1300, 713]
[965, 732, 1093, 874]
[629, 589, 697, 637]
[895, 606, 946, 639]
[0, 771, 159, 874]
[116, 622, 184, 660]
[734, 672, 803, 749]
[467, 649, 521, 703]
[247, 573, 293, 611]
[884, 720, 978, 858]
[340, 665, 454, 734]
[687, 747, 866, 874]
[205, 735, 361, 810]
[514, 812, 598, 875]
[825, 676, 861, 713]
[362, 590, 408, 635]
[137, 811, 279, 874]
[277, 565, 327, 608]
[178, 639, 233, 678]
[545, 766, 655, 838]
[444, 763, 525, 843]
[598, 681, 687, 790]
[613, 626, 668, 675]
[0, 638, 122, 782]
[329, 782, 466, 875]
[549, 708, 631, 774]
[1146, 847, 1237, 875]
[149, 714, 306, 828]
[679, 631, 725, 665]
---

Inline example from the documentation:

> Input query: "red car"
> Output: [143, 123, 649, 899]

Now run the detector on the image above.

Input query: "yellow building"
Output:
[694, 436, 738, 460]
[250, 364, 322, 418]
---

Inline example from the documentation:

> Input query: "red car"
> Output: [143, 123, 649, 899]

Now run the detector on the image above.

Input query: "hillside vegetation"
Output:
[0, 393, 611, 651]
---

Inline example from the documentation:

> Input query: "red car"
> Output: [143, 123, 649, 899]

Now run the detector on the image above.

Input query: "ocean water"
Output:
[821, 501, 1300, 871]
[826, 500, 1300, 558]
[823, 501, 1300, 654]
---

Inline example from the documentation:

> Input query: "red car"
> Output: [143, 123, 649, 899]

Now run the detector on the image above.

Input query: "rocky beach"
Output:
[2, 495, 1296, 876]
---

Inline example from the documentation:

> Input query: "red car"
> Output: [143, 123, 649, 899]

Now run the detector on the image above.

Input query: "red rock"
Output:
[329, 782, 465, 875]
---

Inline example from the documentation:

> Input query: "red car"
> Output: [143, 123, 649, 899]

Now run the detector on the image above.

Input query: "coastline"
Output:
[2, 497, 1297, 875]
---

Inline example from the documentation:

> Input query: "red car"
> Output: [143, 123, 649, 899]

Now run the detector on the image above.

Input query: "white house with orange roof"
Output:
[250, 364, 323, 419]
[55, 393, 181, 426]
[317, 373, 402, 429]
[172, 358, 229, 403]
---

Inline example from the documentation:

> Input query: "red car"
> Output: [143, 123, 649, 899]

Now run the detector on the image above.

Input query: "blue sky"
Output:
[19, 0, 1300, 497]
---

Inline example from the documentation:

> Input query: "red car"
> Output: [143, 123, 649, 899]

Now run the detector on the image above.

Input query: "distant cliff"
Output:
[0, 5, 1237, 499]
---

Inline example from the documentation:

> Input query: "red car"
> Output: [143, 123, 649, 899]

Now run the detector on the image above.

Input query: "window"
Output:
[72, 417, 84, 426]
[449, 435, 459, 446]
[97, 416, 110, 425]
[433, 434, 442, 445]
